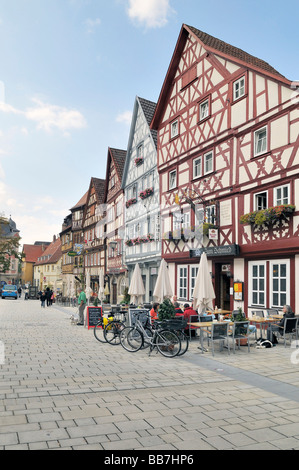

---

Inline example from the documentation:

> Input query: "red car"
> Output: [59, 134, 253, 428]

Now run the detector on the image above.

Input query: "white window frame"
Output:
[193, 156, 202, 179]
[205, 205, 216, 224]
[233, 76, 245, 101]
[254, 126, 267, 157]
[137, 143, 144, 160]
[169, 169, 177, 190]
[270, 260, 290, 308]
[190, 266, 199, 300]
[249, 261, 266, 307]
[204, 151, 213, 174]
[274, 184, 290, 206]
[177, 265, 188, 300]
[199, 99, 209, 121]
[254, 191, 268, 211]
[170, 119, 179, 139]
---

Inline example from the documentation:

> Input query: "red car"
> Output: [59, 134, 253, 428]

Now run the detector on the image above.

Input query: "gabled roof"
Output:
[122, 96, 157, 189]
[91, 177, 106, 205]
[22, 244, 48, 263]
[70, 190, 88, 211]
[104, 147, 126, 201]
[151, 24, 291, 129]
[34, 237, 62, 266]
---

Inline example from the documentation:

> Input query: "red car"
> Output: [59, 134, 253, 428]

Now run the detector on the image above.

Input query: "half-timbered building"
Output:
[82, 177, 106, 295]
[151, 24, 299, 314]
[104, 147, 127, 304]
[122, 96, 161, 303]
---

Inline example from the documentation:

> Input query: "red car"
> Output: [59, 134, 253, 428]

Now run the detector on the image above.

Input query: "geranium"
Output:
[240, 204, 295, 226]
[139, 187, 154, 200]
[134, 157, 143, 166]
[125, 198, 137, 208]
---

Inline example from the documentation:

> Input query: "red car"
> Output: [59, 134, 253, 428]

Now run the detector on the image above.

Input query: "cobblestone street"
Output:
[1, 298, 299, 450]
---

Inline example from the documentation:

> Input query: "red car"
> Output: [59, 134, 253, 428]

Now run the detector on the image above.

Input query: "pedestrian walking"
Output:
[77, 287, 87, 325]
[18, 286, 22, 298]
[40, 291, 46, 308]
[45, 288, 52, 307]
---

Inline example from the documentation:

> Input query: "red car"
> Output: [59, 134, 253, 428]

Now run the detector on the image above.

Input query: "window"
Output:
[199, 99, 209, 121]
[270, 261, 289, 308]
[233, 76, 245, 101]
[204, 151, 213, 174]
[275, 184, 290, 206]
[205, 205, 216, 224]
[169, 170, 177, 190]
[170, 119, 179, 139]
[193, 156, 202, 179]
[254, 192, 267, 211]
[254, 126, 267, 156]
[137, 143, 144, 160]
[178, 266, 188, 299]
[250, 262, 266, 307]
[190, 266, 198, 299]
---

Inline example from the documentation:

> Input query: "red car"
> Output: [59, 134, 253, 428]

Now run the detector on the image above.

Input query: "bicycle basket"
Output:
[157, 318, 187, 330]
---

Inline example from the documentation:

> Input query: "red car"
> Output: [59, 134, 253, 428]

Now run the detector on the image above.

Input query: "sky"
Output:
[0, 0, 298, 246]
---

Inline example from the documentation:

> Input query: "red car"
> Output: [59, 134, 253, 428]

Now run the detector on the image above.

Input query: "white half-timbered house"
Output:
[122, 96, 161, 303]
[151, 24, 299, 314]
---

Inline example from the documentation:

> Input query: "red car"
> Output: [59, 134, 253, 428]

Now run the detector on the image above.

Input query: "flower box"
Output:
[240, 204, 295, 226]
[139, 187, 154, 200]
[134, 157, 143, 166]
[125, 234, 155, 246]
[126, 198, 137, 208]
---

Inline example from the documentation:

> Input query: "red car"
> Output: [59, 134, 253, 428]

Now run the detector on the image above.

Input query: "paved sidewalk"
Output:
[1, 298, 299, 450]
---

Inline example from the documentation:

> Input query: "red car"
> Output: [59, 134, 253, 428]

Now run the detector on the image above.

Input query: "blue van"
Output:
[2, 285, 18, 299]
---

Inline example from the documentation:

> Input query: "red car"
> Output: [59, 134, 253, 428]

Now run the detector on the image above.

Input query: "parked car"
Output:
[2, 285, 18, 299]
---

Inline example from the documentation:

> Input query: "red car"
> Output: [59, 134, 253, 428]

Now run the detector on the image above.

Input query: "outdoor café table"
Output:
[188, 321, 234, 354]
[250, 316, 279, 340]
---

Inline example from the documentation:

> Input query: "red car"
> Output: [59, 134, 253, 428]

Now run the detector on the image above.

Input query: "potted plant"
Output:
[231, 307, 248, 345]
[158, 298, 176, 321]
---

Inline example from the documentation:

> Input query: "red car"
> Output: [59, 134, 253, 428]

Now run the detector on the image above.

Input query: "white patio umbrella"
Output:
[153, 259, 173, 303]
[98, 267, 104, 302]
[85, 269, 92, 301]
[192, 252, 215, 313]
[128, 263, 145, 305]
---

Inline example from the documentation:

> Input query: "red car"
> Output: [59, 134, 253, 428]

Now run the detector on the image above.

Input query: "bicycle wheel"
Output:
[104, 320, 125, 345]
[175, 330, 189, 356]
[120, 326, 144, 352]
[155, 329, 181, 357]
[93, 321, 106, 343]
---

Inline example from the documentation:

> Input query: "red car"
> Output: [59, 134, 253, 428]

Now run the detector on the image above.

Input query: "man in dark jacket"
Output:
[183, 303, 198, 336]
[267, 305, 295, 342]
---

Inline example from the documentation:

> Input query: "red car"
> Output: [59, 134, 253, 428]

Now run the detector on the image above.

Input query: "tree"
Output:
[158, 298, 175, 321]
[0, 216, 21, 273]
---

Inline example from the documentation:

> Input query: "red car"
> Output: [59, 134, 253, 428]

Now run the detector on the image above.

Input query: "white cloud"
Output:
[84, 18, 101, 34]
[116, 110, 133, 125]
[0, 98, 87, 136]
[127, 0, 173, 28]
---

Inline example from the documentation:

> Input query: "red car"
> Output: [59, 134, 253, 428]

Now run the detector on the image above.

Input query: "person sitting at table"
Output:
[150, 303, 159, 324]
[267, 305, 295, 343]
[183, 303, 198, 336]
[174, 302, 183, 316]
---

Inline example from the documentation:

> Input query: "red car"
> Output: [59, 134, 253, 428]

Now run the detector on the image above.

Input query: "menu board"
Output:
[86, 306, 103, 330]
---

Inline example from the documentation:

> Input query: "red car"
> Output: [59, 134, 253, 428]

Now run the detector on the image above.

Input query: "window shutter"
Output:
[181, 65, 197, 89]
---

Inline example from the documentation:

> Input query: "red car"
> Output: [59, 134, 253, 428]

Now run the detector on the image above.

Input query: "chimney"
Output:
[53, 235, 56, 242]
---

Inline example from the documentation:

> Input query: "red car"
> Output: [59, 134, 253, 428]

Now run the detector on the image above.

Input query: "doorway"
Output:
[215, 263, 232, 311]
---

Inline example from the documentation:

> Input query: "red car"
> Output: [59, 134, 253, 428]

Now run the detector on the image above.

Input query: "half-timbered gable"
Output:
[122, 96, 161, 302]
[82, 177, 106, 294]
[151, 23, 299, 312]
[104, 147, 127, 304]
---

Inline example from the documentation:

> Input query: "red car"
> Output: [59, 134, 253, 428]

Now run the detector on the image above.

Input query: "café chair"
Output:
[188, 314, 199, 339]
[279, 317, 299, 348]
[208, 322, 230, 356]
[251, 310, 264, 317]
[230, 321, 250, 353]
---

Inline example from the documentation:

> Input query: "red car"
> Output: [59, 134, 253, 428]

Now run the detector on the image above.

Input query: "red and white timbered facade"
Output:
[151, 24, 299, 314]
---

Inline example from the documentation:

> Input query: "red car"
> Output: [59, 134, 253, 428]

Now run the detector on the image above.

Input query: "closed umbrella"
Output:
[193, 252, 215, 313]
[128, 263, 145, 305]
[85, 269, 92, 301]
[98, 268, 104, 302]
[153, 259, 173, 303]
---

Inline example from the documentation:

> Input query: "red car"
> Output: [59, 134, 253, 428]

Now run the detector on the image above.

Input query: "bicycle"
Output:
[94, 311, 126, 345]
[120, 312, 182, 358]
